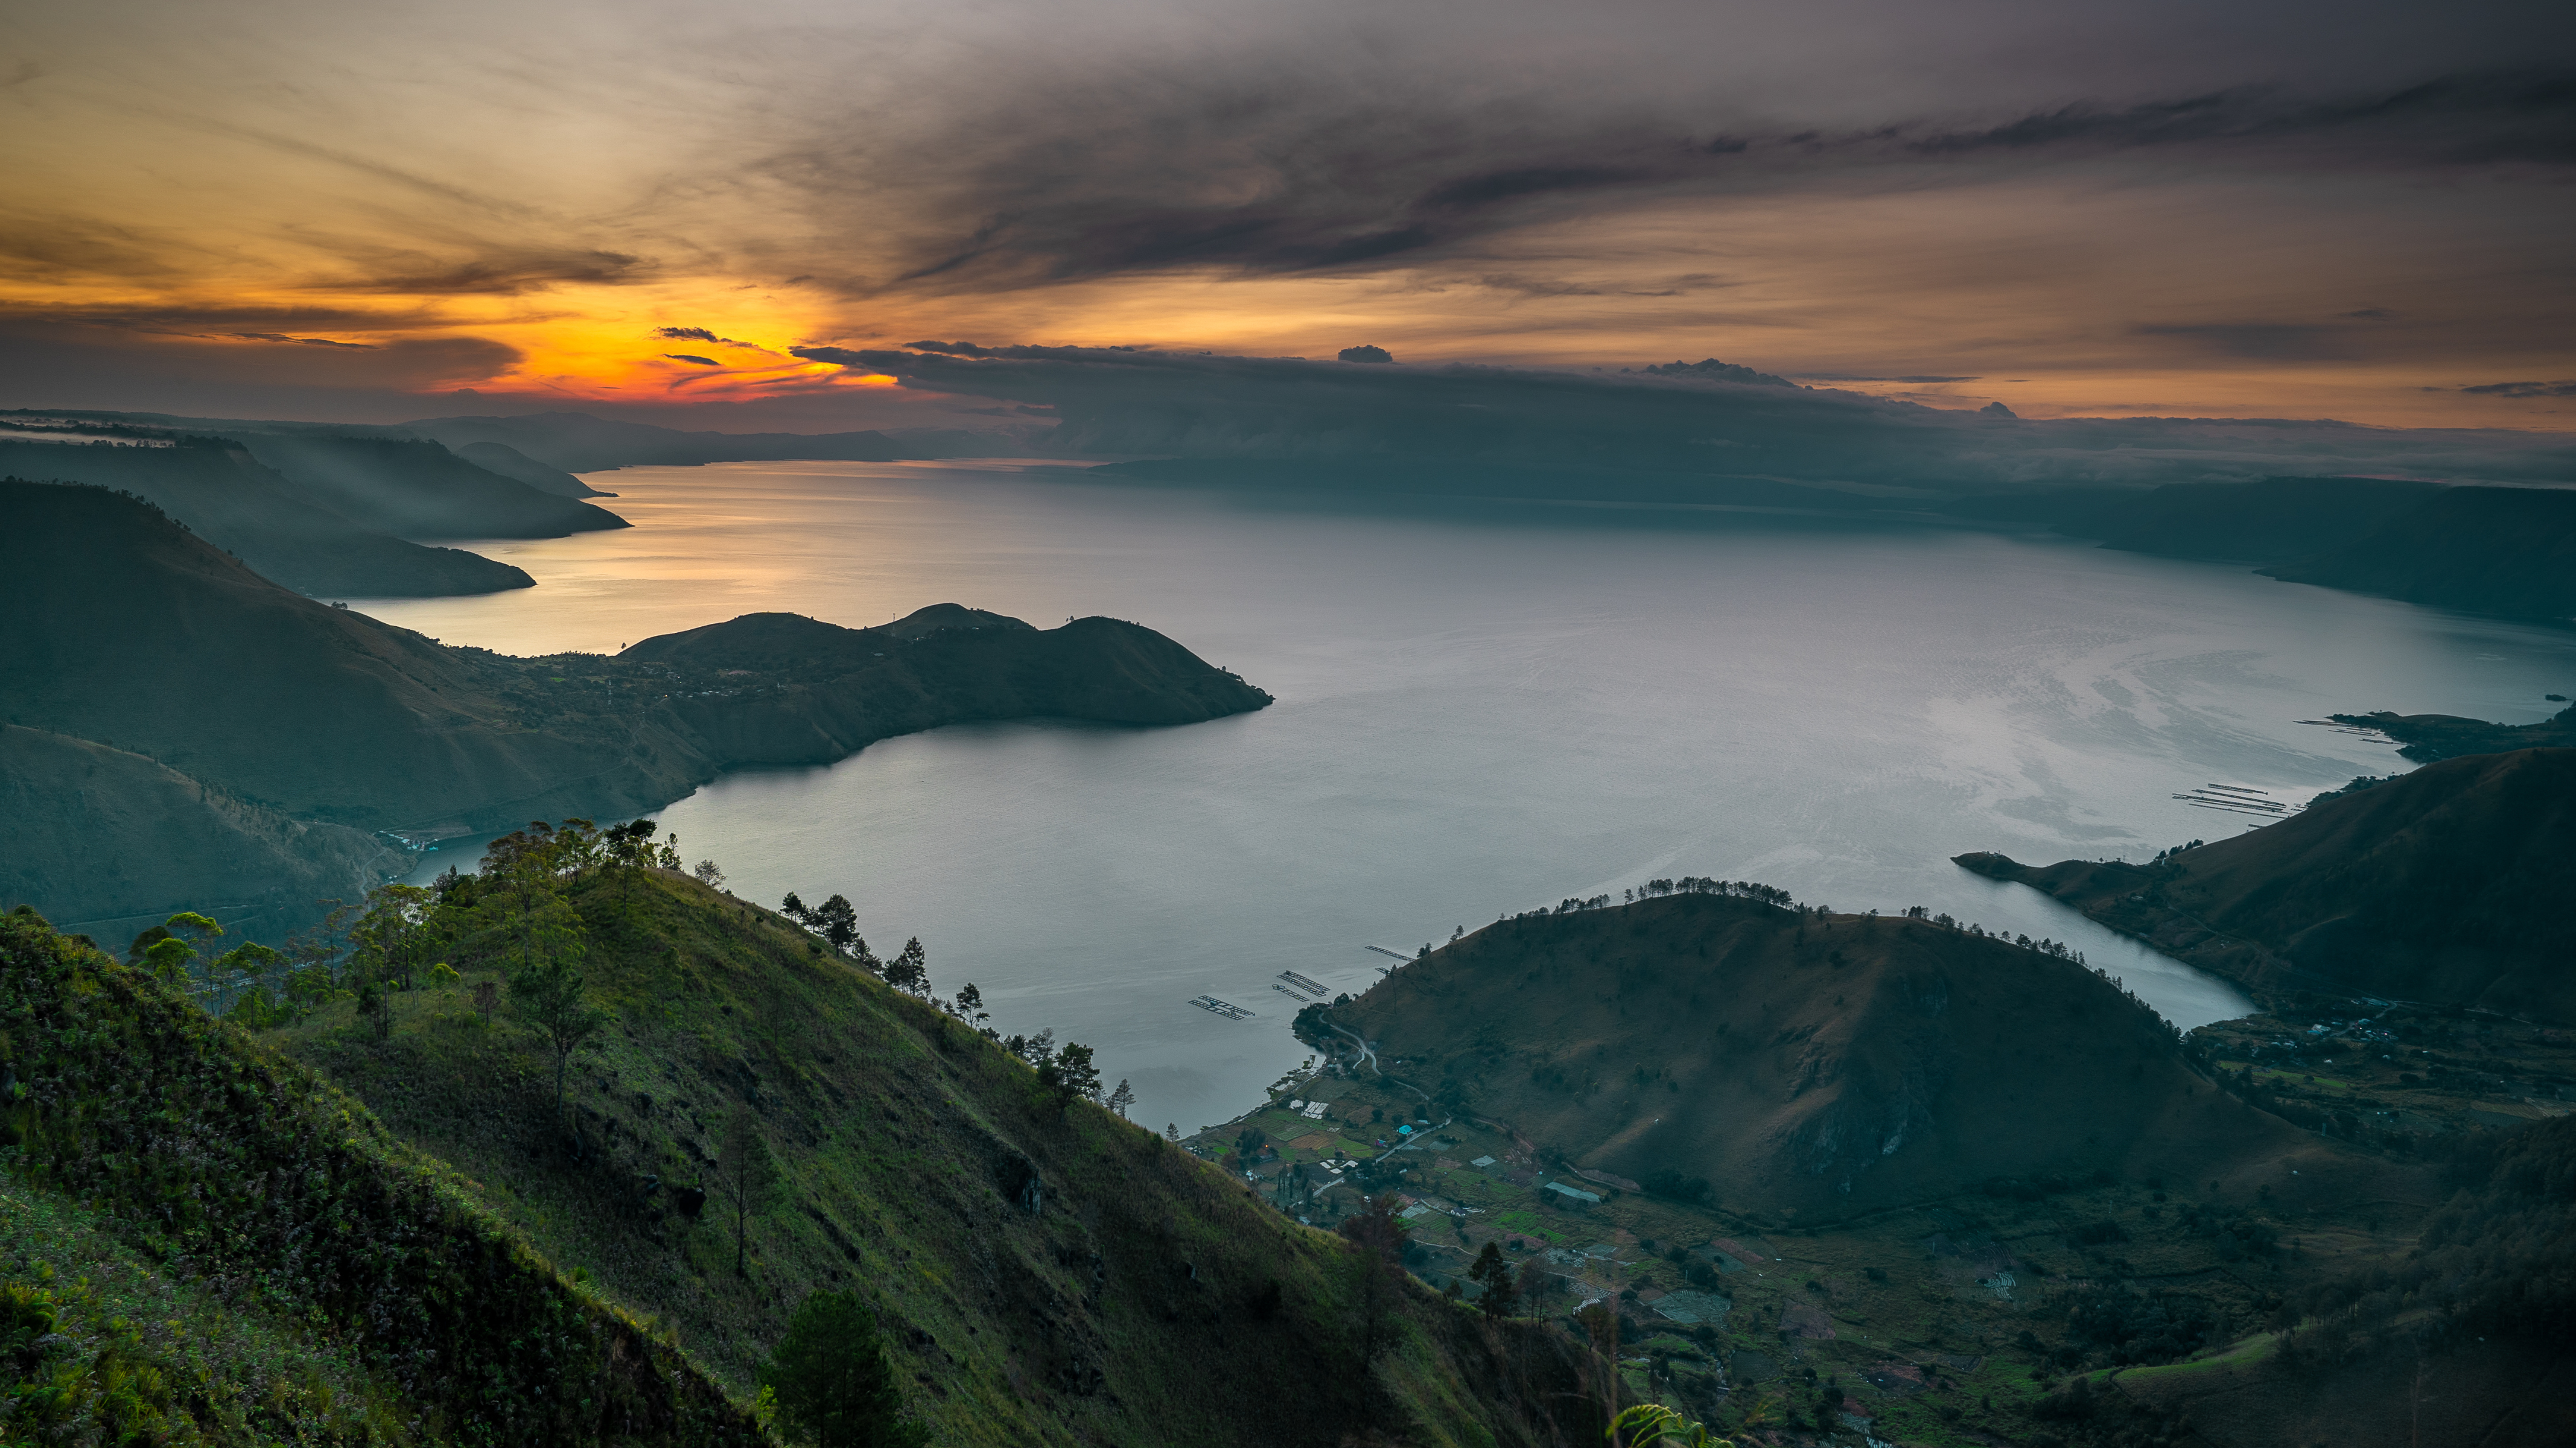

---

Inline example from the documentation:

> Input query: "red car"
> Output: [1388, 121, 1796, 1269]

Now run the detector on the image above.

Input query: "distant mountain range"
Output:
[404, 410, 973, 473]
[1945, 474, 2576, 627]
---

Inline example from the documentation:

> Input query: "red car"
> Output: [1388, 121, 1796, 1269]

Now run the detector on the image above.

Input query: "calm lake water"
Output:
[357, 462, 2576, 1134]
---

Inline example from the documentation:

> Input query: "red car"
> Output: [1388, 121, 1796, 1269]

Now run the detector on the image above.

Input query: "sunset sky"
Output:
[4, 0, 2571, 431]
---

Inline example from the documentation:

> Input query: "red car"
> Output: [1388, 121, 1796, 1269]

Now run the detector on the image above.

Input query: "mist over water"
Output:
[361, 462, 2576, 1134]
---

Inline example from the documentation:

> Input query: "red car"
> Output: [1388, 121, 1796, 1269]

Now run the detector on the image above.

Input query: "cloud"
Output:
[0, 319, 524, 420]
[1638, 359, 1797, 386]
[1798, 374, 1981, 383]
[2132, 322, 2361, 361]
[763, 65, 2576, 293]
[789, 341, 2576, 491]
[336, 248, 651, 296]
[1905, 72, 2576, 165]
[2461, 379, 2576, 398]
[663, 353, 722, 366]
[228, 332, 379, 349]
[655, 325, 777, 353]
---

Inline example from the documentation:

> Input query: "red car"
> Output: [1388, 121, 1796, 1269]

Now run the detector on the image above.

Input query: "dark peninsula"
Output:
[2, 483, 1271, 937]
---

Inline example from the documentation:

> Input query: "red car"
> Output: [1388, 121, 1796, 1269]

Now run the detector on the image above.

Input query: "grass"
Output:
[2109, 1330, 2278, 1383]
[0, 1176, 408, 1444]
[0, 903, 757, 1447]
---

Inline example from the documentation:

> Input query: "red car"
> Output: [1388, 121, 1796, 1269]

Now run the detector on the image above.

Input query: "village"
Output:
[1174, 1042, 2108, 1443]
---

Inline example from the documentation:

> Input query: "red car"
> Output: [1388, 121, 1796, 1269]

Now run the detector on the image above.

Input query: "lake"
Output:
[357, 462, 2576, 1134]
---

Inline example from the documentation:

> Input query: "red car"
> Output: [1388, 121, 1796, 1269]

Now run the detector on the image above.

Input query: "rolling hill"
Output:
[1957, 748, 2576, 1020]
[1311, 889, 2358, 1222]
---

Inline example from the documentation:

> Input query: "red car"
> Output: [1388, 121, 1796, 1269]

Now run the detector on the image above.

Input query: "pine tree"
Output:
[1470, 1241, 1519, 1318]
[715, 1105, 783, 1278]
[509, 932, 604, 1125]
[759, 1291, 927, 1448]
[883, 938, 929, 996]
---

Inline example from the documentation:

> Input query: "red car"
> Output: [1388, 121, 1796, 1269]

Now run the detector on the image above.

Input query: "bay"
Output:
[358, 462, 2576, 1134]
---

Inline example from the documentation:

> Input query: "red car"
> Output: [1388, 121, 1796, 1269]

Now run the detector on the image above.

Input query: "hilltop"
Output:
[1957, 748, 2576, 1021]
[4, 484, 1270, 934]
[1309, 889, 2357, 1221]
[236, 854, 1592, 1446]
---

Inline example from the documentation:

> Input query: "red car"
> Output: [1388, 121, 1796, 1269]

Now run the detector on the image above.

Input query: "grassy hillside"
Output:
[245, 855, 1594, 1447]
[0, 904, 758, 1446]
[4, 484, 1268, 934]
[0, 723, 403, 940]
[1312, 888, 2358, 1221]
[1957, 748, 2576, 1021]
[0, 434, 532, 597]
[2268, 484, 2576, 624]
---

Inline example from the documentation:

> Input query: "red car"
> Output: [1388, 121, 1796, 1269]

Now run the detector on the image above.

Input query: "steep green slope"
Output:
[0, 904, 758, 1446]
[254, 863, 1591, 1447]
[1313, 889, 2353, 1221]
[1957, 748, 2576, 1020]
[0, 436, 532, 596]
[2268, 484, 2576, 624]
[0, 723, 402, 941]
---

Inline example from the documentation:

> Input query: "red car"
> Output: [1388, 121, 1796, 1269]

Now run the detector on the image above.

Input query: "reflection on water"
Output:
[364, 462, 2576, 1133]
